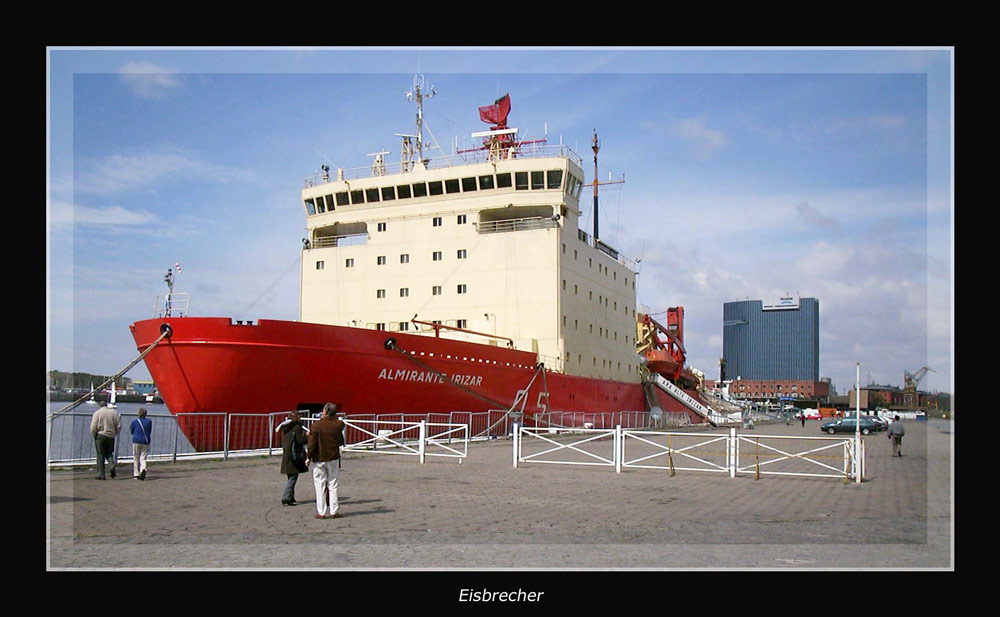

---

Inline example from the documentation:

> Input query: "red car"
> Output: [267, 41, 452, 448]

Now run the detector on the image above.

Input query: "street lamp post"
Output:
[855, 363, 862, 483]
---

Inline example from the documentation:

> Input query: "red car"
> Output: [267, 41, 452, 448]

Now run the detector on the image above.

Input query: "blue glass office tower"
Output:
[722, 297, 819, 381]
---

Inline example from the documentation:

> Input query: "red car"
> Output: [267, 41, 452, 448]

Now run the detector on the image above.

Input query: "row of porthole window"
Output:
[561, 280, 633, 316]
[375, 285, 467, 298]
[564, 351, 634, 374]
[399, 347, 533, 370]
[563, 315, 631, 345]
[373, 320, 467, 332]
[315, 249, 467, 270]
[564, 245, 634, 288]
[305, 169, 582, 215]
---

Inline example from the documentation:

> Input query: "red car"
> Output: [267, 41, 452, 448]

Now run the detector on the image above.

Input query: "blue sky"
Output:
[47, 47, 953, 397]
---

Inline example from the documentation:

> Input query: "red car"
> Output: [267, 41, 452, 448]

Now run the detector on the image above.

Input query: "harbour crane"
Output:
[903, 366, 935, 393]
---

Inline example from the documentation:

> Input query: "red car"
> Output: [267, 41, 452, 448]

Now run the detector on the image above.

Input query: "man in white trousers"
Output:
[305, 403, 346, 519]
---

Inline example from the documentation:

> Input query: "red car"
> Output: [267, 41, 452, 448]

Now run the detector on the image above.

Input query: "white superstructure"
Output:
[299, 79, 641, 383]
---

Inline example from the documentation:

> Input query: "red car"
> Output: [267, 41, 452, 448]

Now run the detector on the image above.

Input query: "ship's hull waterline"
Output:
[130, 317, 701, 451]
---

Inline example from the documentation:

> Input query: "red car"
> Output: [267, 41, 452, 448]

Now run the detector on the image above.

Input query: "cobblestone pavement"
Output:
[46, 419, 952, 570]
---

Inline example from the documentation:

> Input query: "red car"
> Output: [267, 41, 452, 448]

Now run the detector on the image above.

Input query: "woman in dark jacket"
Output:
[279, 411, 308, 505]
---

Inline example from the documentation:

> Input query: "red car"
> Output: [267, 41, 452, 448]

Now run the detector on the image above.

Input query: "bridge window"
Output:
[336, 191, 350, 206]
[531, 171, 544, 189]
[305, 199, 316, 215]
[546, 169, 563, 189]
[365, 188, 380, 202]
[515, 172, 529, 190]
[445, 179, 461, 194]
[478, 175, 494, 190]
[396, 184, 411, 199]
[381, 186, 395, 201]
[350, 189, 365, 204]
[412, 182, 427, 198]
[428, 181, 444, 196]
[462, 177, 477, 191]
[496, 173, 512, 188]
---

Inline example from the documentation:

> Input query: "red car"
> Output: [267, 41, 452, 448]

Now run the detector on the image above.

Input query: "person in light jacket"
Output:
[90, 401, 121, 480]
[888, 415, 905, 457]
[129, 407, 152, 480]
[306, 403, 346, 519]
[279, 411, 308, 505]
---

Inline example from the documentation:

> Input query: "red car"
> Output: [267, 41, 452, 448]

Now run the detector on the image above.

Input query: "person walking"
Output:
[129, 407, 152, 480]
[800, 412, 806, 428]
[279, 410, 309, 505]
[888, 415, 905, 457]
[306, 403, 346, 519]
[90, 400, 121, 480]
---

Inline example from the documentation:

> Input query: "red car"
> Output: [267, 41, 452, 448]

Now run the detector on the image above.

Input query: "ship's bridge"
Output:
[304, 143, 583, 188]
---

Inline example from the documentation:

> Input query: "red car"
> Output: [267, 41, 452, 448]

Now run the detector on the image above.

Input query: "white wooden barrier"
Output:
[341, 419, 468, 464]
[513, 424, 865, 482]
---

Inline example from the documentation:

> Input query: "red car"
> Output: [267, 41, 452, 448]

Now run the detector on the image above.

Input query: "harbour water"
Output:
[46, 400, 198, 465]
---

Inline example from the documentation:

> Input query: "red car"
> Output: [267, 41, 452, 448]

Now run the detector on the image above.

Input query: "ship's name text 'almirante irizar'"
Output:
[377, 367, 484, 387]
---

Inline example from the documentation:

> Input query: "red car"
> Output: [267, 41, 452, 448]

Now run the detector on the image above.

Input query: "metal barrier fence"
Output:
[47, 410, 477, 467]
[513, 424, 864, 483]
[340, 419, 468, 463]
[51, 409, 725, 469]
[46, 412, 230, 468]
[513, 426, 619, 470]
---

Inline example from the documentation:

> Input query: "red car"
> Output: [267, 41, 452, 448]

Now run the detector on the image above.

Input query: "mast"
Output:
[405, 75, 436, 169]
[592, 130, 600, 241]
[586, 130, 624, 245]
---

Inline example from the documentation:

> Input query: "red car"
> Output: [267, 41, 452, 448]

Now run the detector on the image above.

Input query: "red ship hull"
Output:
[130, 317, 704, 451]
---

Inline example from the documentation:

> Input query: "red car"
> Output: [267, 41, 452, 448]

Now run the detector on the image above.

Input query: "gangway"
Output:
[647, 373, 736, 427]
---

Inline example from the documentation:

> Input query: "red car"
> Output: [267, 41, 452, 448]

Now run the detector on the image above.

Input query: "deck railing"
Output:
[475, 216, 560, 235]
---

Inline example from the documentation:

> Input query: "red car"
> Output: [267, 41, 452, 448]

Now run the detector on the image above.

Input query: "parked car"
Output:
[820, 417, 887, 435]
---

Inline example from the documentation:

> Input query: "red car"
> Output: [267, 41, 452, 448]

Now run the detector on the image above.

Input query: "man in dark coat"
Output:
[306, 403, 346, 519]
[279, 410, 308, 505]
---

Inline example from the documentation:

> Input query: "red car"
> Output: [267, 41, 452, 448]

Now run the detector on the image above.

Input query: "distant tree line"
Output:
[47, 371, 133, 391]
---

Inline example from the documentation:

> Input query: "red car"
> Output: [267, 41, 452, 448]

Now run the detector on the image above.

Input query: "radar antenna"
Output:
[367, 149, 391, 176]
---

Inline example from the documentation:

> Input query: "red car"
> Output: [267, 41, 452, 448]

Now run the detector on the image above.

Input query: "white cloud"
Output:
[796, 201, 840, 231]
[669, 117, 730, 160]
[642, 116, 730, 161]
[74, 204, 159, 227]
[75, 149, 256, 196]
[118, 62, 183, 99]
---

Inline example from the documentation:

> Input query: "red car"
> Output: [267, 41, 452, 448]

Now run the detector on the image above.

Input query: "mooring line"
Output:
[385, 338, 548, 437]
[47, 326, 172, 421]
